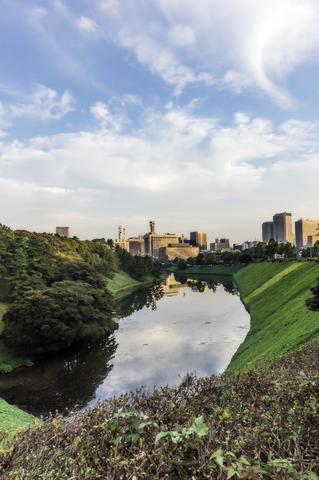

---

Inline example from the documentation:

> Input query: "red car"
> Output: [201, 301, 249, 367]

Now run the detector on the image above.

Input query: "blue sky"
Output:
[1, 0, 319, 244]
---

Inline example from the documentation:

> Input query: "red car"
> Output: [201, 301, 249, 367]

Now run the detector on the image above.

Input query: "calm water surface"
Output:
[0, 274, 250, 416]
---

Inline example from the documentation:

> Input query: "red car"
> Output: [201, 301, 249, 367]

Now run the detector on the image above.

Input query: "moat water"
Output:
[0, 274, 250, 416]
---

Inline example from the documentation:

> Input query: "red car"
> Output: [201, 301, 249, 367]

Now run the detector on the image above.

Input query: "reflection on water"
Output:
[0, 337, 117, 416]
[0, 274, 250, 416]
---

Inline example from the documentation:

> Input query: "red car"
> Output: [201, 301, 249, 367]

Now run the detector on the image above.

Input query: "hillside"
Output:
[230, 260, 319, 370]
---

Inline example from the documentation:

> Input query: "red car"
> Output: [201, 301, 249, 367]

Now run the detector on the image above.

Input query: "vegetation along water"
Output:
[1, 223, 319, 477]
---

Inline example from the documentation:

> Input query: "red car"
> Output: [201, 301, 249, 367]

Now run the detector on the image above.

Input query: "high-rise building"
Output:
[262, 221, 274, 243]
[190, 231, 207, 250]
[210, 238, 231, 252]
[295, 219, 319, 247]
[144, 221, 179, 257]
[273, 212, 293, 243]
[56, 227, 70, 237]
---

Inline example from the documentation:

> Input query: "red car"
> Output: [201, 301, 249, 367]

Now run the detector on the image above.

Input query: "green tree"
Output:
[49, 261, 105, 289]
[151, 260, 163, 278]
[2, 281, 117, 356]
[265, 238, 278, 258]
[205, 253, 216, 265]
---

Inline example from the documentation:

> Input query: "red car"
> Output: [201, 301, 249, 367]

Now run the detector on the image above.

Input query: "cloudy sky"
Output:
[1, 0, 319, 244]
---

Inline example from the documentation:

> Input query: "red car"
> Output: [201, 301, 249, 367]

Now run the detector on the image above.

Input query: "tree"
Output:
[177, 259, 187, 270]
[49, 261, 105, 289]
[306, 278, 319, 311]
[151, 260, 163, 278]
[2, 281, 117, 356]
[187, 257, 195, 266]
[265, 238, 278, 258]
[205, 253, 216, 265]
[196, 253, 205, 265]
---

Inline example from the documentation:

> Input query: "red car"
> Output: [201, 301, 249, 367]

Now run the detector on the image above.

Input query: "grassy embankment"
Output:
[105, 270, 159, 298]
[173, 260, 319, 371]
[168, 264, 243, 276]
[230, 260, 319, 370]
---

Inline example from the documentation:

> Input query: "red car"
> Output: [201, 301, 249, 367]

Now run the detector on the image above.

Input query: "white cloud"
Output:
[119, 32, 214, 95]
[76, 16, 98, 33]
[97, 0, 119, 15]
[97, 0, 319, 105]
[0, 85, 75, 127]
[1, 94, 319, 239]
[168, 25, 196, 47]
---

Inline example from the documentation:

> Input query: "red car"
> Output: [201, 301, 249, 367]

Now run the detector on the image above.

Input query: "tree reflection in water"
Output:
[0, 274, 242, 417]
[0, 336, 118, 417]
[114, 283, 164, 319]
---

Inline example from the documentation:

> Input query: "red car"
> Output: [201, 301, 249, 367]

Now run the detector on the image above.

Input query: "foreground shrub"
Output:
[1, 339, 319, 478]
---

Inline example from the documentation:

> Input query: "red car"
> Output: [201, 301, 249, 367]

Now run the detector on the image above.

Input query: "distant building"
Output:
[128, 237, 145, 255]
[144, 221, 179, 257]
[262, 221, 274, 243]
[190, 231, 207, 250]
[295, 218, 319, 247]
[233, 244, 243, 252]
[158, 244, 199, 261]
[273, 212, 293, 243]
[114, 225, 130, 251]
[210, 238, 231, 252]
[56, 227, 70, 237]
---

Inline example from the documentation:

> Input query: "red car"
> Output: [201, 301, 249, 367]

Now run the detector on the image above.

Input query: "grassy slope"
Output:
[105, 270, 157, 297]
[168, 265, 243, 276]
[229, 261, 319, 371]
[0, 398, 35, 436]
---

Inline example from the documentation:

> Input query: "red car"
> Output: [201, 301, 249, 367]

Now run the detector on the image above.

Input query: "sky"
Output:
[1, 0, 319, 244]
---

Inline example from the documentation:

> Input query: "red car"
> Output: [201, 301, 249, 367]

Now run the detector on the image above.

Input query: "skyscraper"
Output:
[262, 221, 274, 243]
[273, 212, 293, 243]
[295, 219, 319, 247]
[190, 231, 207, 250]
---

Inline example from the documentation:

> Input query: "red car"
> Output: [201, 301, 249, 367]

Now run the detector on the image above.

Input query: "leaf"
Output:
[227, 466, 236, 479]
[155, 432, 169, 444]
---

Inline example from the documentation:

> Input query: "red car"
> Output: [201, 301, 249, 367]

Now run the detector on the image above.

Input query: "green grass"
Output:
[168, 265, 244, 276]
[105, 270, 157, 297]
[229, 261, 319, 371]
[0, 398, 35, 436]
[243, 262, 302, 303]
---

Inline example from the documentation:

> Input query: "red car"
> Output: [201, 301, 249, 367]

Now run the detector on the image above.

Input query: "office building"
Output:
[158, 244, 199, 261]
[262, 221, 274, 243]
[273, 212, 293, 243]
[190, 231, 207, 250]
[210, 238, 231, 252]
[128, 237, 145, 255]
[144, 221, 179, 257]
[295, 219, 319, 248]
[56, 227, 70, 237]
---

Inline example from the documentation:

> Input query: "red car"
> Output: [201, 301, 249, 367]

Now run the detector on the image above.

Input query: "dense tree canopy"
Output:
[2, 281, 117, 356]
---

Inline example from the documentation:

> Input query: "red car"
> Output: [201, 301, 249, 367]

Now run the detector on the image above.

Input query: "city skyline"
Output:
[1, 1, 319, 243]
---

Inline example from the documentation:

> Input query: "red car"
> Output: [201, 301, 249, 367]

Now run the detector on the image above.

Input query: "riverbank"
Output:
[168, 264, 243, 276]
[105, 269, 159, 297]
[230, 260, 319, 370]
[172, 260, 319, 371]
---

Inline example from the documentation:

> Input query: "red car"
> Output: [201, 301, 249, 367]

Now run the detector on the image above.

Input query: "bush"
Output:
[2, 281, 117, 356]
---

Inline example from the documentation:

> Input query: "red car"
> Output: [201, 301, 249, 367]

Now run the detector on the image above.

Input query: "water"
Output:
[0, 274, 250, 416]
